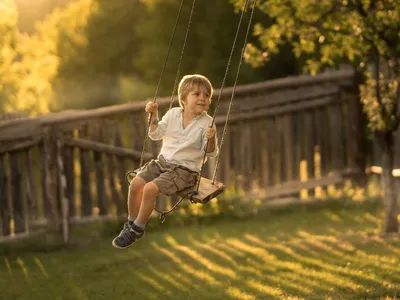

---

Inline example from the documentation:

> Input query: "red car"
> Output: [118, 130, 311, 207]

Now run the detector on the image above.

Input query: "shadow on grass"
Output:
[1, 197, 400, 300]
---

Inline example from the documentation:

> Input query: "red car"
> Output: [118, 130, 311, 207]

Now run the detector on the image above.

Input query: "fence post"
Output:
[344, 70, 368, 184]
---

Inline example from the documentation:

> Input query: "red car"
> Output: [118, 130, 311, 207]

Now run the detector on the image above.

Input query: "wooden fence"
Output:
[0, 68, 366, 242]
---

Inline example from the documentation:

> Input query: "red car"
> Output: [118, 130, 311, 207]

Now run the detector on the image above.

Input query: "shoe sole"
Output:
[111, 238, 132, 249]
[111, 234, 144, 249]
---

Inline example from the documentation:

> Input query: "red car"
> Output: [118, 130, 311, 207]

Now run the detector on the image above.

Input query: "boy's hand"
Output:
[145, 102, 158, 113]
[205, 127, 216, 139]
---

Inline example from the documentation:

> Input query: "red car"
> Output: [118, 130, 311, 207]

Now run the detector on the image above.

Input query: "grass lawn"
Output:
[1, 199, 399, 300]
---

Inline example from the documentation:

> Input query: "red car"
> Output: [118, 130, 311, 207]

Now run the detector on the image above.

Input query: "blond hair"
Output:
[177, 74, 213, 108]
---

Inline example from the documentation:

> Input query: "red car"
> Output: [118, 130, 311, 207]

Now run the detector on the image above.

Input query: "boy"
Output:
[112, 74, 218, 249]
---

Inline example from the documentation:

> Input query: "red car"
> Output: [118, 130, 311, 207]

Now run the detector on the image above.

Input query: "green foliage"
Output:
[132, 0, 300, 100]
[234, 0, 400, 133]
[0, 0, 19, 113]
[361, 73, 399, 132]
[4, 0, 302, 113]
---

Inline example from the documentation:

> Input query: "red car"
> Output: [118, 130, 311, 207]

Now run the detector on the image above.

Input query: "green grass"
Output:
[1, 199, 399, 300]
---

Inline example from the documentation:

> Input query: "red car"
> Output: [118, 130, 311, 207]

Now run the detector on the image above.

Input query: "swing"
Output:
[126, 0, 257, 219]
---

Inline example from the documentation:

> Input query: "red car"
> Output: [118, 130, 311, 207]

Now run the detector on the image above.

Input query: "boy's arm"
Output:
[148, 110, 169, 141]
[205, 134, 216, 153]
[202, 125, 218, 157]
[149, 111, 159, 133]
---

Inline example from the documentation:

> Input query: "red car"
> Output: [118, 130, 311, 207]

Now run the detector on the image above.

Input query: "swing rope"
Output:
[212, 0, 257, 184]
[155, 0, 257, 222]
[126, 0, 194, 183]
[127, 0, 258, 221]
[168, 0, 197, 110]
[195, 0, 257, 192]
[138, 0, 186, 169]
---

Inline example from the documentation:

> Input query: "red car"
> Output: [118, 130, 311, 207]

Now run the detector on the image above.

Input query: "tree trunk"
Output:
[378, 132, 399, 233]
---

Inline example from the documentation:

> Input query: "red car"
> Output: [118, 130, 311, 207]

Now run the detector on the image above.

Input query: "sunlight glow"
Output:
[322, 211, 344, 223]
[172, 243, 237, 279]
[136, 271, 168, 292]
[152, 243, 219, 285]
[247, 235, 380, 285]
[247, 280, 283, 297]
[226, 287, 256, 300]
[16, 257, 30, 283]
[33, 257, 49, 278]
[4, 257, 13, 279]
[264, 274, 313, 295]
[188, 237, 238, 265]
[148, 266, 189, 292]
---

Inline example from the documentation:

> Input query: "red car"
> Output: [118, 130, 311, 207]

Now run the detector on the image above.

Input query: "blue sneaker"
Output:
[112, 223, 145, 249]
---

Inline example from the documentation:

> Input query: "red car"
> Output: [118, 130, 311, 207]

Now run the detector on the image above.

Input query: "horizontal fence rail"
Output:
[0, 68, 367, 243]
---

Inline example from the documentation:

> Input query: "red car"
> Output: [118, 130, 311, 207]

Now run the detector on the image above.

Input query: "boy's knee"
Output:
[130, 177, 146, 191]
[143, 182, 160, 197]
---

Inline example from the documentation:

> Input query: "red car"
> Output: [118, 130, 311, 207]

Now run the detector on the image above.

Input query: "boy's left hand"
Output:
[205, 127, 216, 139]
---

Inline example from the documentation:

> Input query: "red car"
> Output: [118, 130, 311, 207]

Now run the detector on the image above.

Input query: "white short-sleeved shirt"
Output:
[148, 107, 218, 172]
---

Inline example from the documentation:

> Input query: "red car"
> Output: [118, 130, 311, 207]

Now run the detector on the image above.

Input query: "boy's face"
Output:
[182, 84, 211, 115]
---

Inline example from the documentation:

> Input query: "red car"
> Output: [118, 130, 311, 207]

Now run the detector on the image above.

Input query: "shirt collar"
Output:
[178, 108, 207, 119]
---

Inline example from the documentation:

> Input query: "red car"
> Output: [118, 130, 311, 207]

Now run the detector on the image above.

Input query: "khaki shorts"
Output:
[136, 156, 199, 196]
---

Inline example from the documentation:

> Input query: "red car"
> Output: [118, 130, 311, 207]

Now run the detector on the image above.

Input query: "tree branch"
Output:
[373, 48, 386, 121]
[286, 1, 352, 36]
[351, 0, 398, 57]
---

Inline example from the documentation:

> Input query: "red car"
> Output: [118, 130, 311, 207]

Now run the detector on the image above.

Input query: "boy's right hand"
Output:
[145, 102, 158, 113]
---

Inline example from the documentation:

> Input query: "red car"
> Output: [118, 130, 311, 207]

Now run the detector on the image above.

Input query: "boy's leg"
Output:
[128, 176, 146, 220]
[112, 177, 147, 249]
[136, 182, 160, 225]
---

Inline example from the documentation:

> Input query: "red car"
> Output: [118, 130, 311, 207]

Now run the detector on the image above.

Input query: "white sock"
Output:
[134, 220, 145, 229]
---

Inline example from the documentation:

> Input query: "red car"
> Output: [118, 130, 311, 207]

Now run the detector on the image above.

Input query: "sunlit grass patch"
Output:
[0, 200, 399, 300]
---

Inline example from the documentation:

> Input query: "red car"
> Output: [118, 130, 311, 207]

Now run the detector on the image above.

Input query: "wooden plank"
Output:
[10, 152, 25, 234]
[259, 120, 269, 188]
[48, 130, 61, 226]
[283, 114, 294, 181]
[107, 153, 124, 215]
[263, 174, 343, 199]
[266, 118, 275, 187]
[0, 136, 42, 154]
[56, 138, 70, 243]
[79, 126, 92, 216]
[0, 119, 42, 142]
[105, 124, 124, 215]
[39, 140, 52, 225]
[177, 177, 225, 204]
[239, 122, 248, 189]
[130, 112, 144, 150]
[93, 123, 107, 216]
[344, 89, 367, 178]
[64, 138, 152, 160]
[273, 117, 282, 185]
[292, 113, 301, 181]
[329, 102, 343, 171]
[114, 127, 129, 204]
[303, 110, 314, 178]
[321, 106, 332, 173]
[313, 108, 324, 175]
[220, 124, 231, 187]
[251, 121, 261, 189]
[63, 142, 75, 217]
[0, 154, 11, 236]
[215, 96, 338, 125]
[24, 149, 38, 221]
[241, 85, 339, 112]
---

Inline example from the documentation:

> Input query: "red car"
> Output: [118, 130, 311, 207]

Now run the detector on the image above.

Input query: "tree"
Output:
[0, 0, 19, 113]
[132, 0, 300, 100]
[233, 0, 400, 233]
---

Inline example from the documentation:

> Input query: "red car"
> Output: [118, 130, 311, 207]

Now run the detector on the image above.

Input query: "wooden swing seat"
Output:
[177, 177, 225, 204]
[127, 171, 225, 204]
